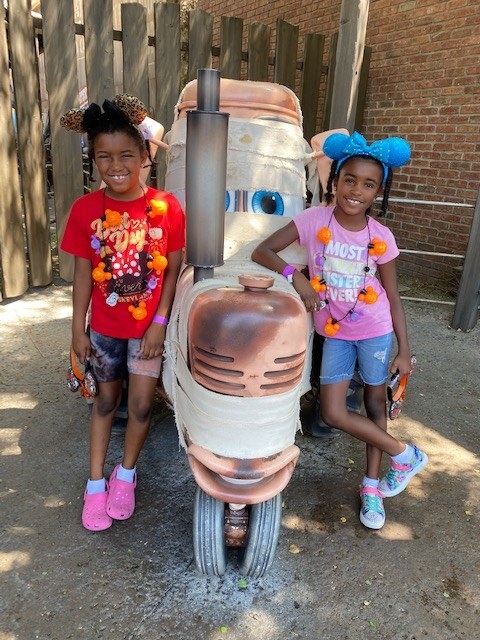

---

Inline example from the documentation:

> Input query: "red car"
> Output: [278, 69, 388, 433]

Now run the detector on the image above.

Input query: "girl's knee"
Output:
[94, 396, 119, 417]
[320, 405, 345, 428]
[363, 388, 387, 423]
[128, 400, 153, 424]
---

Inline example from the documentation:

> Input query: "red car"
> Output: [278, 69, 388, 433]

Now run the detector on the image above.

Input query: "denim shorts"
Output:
[89, 329, 162, 382]
[320, 332, 394, 386]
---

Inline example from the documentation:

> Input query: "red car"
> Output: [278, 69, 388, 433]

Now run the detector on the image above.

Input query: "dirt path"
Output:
[1, 284, 479, 640]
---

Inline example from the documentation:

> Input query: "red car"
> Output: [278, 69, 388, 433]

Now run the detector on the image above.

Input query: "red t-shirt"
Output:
[61, 186, 185, 339]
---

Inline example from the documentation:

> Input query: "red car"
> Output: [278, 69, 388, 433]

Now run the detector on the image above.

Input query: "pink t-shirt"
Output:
[294, 206, 399, 340]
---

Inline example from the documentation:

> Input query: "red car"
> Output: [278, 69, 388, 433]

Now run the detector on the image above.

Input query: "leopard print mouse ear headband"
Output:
[60, 94, 148, 132]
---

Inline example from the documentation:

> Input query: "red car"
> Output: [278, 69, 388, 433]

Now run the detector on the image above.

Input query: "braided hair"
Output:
[324, 156, 393, 217]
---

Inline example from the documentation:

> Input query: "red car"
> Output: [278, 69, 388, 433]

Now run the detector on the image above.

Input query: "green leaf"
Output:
[238, 578, 248, 589]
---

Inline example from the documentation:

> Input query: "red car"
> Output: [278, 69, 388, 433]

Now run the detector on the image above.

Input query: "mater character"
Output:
[162, 71, 356, 576]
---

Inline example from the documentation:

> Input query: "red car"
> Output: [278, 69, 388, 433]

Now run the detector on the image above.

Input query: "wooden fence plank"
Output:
[452, 188, 480, 330]
[322, 32, 338, 132]
[188, 9, 213, 82]
[42, 0, 84, 281]
[9, 0, 52, 287]
[300, 32, 325, 144]
[0, 1, 28, 298]
[154, 2, 181, 127]
[83, 0, 114, 104]
[328, 0, 369, 131]
[154, 1, 181, 189]
[354, 45, 371, 132]
[219, 16, 243, 80]
[121, 3, 149, 106]
[247, 23, 270, 81]
[273, 19, 298, 90]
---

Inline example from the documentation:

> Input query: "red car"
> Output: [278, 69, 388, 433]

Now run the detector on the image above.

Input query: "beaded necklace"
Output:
[90, 187, 169, 320]
[309, 210, 387, 336]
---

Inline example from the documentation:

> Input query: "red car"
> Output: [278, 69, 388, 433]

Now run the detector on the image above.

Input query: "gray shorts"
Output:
[89, 329, 162, 382]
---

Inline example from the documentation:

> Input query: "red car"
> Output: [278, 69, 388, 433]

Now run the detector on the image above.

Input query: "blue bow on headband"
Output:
[323, 131, 411, 184]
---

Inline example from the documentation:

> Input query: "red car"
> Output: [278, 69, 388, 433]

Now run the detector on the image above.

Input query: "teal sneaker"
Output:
[379, 445, 428, 497]
[359, 486, 385, 529]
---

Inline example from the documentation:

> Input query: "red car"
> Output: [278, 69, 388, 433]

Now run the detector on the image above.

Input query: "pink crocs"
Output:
[106, 465, 137, 520]
[82, 485, 112, 531]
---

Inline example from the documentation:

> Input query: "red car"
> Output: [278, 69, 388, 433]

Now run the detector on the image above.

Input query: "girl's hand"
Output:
[292, 271, 321, 313]
[390, 351, 412, 378]
[72, 332, 91, 364]
[140, 323, 166, 359]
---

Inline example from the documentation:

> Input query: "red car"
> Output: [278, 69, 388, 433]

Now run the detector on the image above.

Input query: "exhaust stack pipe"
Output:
[185, 69, 229, 283]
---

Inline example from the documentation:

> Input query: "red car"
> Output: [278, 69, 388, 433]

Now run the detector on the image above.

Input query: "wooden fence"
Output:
[0, 0, 371, 298]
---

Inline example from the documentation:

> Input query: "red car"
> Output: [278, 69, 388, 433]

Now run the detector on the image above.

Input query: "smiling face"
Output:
[94, 131, 148, 200]
[333, 156, 383, 228]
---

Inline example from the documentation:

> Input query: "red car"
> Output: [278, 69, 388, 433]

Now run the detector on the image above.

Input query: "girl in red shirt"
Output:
[61, 96, 185, 531]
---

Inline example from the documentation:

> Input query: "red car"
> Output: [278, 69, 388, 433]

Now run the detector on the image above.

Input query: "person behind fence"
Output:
[60, 95, 185, 532]
[251, 131, 428, 530]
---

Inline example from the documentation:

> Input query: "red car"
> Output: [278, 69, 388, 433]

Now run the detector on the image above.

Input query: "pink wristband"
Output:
[153, 315, 169, 326]
[282, 264, 296, 278]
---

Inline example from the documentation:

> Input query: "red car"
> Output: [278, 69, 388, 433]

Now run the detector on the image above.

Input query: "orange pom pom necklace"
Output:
[90, 187, 168, 318]
[312, 212, 384, 335]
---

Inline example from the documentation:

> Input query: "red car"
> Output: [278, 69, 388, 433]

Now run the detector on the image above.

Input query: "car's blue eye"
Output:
[251, 191, 285, 215]
[225, 191, 231, 211]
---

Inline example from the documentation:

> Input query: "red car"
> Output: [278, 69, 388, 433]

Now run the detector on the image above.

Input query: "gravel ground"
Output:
[1, 283, 479, 640]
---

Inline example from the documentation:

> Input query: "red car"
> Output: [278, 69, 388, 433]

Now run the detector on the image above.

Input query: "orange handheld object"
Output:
[387, 355, 416, 419]
[67, 345, 98, 399]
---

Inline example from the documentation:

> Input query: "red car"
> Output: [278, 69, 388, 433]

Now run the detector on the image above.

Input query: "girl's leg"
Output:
[363, 382, 388, 480]
[89, 379, 123, 480]
[320, 380, 392, 529]
[122, 373, 158, 469]
[82, 379, 122, 531]
[320, 381, 404, 457]
[88, 329, 128, 480]
[105, 373, 157, 521]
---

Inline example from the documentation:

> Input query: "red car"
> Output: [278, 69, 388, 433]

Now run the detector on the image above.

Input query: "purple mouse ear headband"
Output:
[322, 131, 411, 184]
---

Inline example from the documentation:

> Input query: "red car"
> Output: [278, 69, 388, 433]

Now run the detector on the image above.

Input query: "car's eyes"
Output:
[250, 190, 285, 215]
[225, 190, 303, 216]
[225, 190, 233, 212]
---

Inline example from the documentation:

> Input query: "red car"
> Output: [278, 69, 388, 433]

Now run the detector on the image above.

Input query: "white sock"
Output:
[392, 444, 413, 464]
[117, 464, 136, 483]
[362, 476, 379, 489]
[86, 478, 106, 494]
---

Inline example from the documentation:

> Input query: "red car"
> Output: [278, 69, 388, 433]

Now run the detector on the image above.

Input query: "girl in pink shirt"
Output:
[252, 132, 428, 530]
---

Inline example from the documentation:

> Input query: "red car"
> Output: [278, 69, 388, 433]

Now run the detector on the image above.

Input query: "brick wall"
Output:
[194, 0, 480, 287]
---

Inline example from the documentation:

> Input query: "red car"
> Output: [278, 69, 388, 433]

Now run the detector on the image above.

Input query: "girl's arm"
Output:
[140, 248, 183, 359]
[71, 256, 93, 362]
[251, 220, 320, 312]
[378, 259, 411, 377]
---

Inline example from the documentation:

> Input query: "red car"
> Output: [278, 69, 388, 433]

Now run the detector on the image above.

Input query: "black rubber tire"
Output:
[238, 493, 282, 578]
[192, 486, 227, 576]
